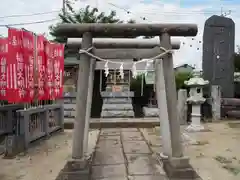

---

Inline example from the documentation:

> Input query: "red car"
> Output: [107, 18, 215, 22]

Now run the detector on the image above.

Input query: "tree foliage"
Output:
[130, 74, 145, 97]
[130, 71, 193, 95]
[234, 45, 240, 72]
[175, 72, 193, 90]
[49, 3, 136, 43]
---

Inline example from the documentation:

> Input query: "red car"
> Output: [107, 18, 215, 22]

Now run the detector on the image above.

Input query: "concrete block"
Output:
[4, 135, 25, 158]
[143, 107, 159, 117]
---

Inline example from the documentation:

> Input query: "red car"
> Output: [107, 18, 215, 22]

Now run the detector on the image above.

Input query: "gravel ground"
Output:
[140, 121, 240, 180]
[0, 120, 240, 180]
[0, 129, 99, 180]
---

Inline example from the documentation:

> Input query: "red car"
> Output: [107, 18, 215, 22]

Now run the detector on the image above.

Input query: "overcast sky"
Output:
[0, 0, 239, 69]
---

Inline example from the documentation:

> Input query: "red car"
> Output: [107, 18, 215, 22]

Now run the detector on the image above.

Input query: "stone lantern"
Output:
[184, 71, 209, 132]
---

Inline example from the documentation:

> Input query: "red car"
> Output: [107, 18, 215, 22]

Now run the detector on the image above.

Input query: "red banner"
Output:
[37, 35, 47, 100]
[44, 41, 54, 100]
[53, 43, 64, 99]
[8, 28, 26, 103]
[22, 30, 34, 102]
[8, 28, 35, 103]
[0, 38, 8, 101]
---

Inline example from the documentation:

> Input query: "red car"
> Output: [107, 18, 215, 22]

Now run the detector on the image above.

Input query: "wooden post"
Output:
[211, 85, 221, 121]
[177, 89, 188, 125]
[72, 32, 92, 159]
[83, 58, 96, 154]
[159, 33, 183, 158]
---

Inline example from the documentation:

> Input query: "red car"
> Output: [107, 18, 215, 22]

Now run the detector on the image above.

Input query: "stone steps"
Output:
[101, 92, 134, 98]
[101, 110, 134, 118]
[104, 98, 132, 104]
[102, 104, 133, 110]
[100, 88, 134, 118]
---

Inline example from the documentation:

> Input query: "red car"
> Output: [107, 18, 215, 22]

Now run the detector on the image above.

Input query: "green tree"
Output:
[175, 72, 193, 90]
[49, 3, 136, 43]
[234, 45, 240, 72]
[130, 74, 145, 97]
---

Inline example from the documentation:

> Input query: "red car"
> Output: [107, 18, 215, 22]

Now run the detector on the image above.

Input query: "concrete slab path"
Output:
[91, 128, 168, 180]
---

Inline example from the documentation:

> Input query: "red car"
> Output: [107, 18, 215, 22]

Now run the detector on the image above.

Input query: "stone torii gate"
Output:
[67, 38, 181, 151]
[56, 23, 198, 177]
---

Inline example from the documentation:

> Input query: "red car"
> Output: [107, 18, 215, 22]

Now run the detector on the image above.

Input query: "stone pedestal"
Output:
[211, 85, 221, 121]
[186, 104, 205, 132]
[55, 158, 92, 180]
[177, 89, 188, 125]
[159, 153, 199, 179]
[101, 85, 134, 118]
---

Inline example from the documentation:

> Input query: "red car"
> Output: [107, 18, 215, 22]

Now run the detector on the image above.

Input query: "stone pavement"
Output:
[90, 128, 168, 180]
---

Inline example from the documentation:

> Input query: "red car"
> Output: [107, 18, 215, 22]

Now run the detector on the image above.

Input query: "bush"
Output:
[175, 72, 193, 90]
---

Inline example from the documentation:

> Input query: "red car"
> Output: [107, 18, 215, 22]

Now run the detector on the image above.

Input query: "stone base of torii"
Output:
[55, 23, 200, 179]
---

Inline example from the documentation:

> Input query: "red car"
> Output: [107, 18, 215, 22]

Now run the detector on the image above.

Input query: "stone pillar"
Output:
[83, 58, 96, 155]
[211, 85, 221, 121]
[72, 32, 92, 159]
[159, 33, 183, 158]
[177, 89, 188, 125]
[155, 59, 172, 156]
[157, 33, 195, 179]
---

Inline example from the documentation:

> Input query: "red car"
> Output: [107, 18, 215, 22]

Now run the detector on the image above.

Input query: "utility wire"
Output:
[0, 2, 233, 27]
[0, 1, 233, 20]
[0, 10, 60, 19]
[107, 2, 233, 15]
[0, 18, 59, 27]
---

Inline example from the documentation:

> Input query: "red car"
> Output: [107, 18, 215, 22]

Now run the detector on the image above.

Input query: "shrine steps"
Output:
[100, 91, 135, 118]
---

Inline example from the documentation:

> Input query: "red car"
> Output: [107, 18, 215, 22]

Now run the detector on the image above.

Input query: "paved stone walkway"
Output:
[91, 128, 168, 180]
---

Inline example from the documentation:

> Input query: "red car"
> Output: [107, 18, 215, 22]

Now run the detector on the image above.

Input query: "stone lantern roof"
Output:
[184, 71, 209, 87]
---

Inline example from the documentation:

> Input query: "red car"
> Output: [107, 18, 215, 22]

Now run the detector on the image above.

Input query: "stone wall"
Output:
[63, 93, 76, 122]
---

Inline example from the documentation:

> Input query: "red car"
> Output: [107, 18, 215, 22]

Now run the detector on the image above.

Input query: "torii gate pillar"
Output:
[72, 32, 93, 159]
[155, 33, 195, 178]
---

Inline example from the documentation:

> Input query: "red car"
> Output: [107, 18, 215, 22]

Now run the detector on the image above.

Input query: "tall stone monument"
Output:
[202, 15, 235, 98]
